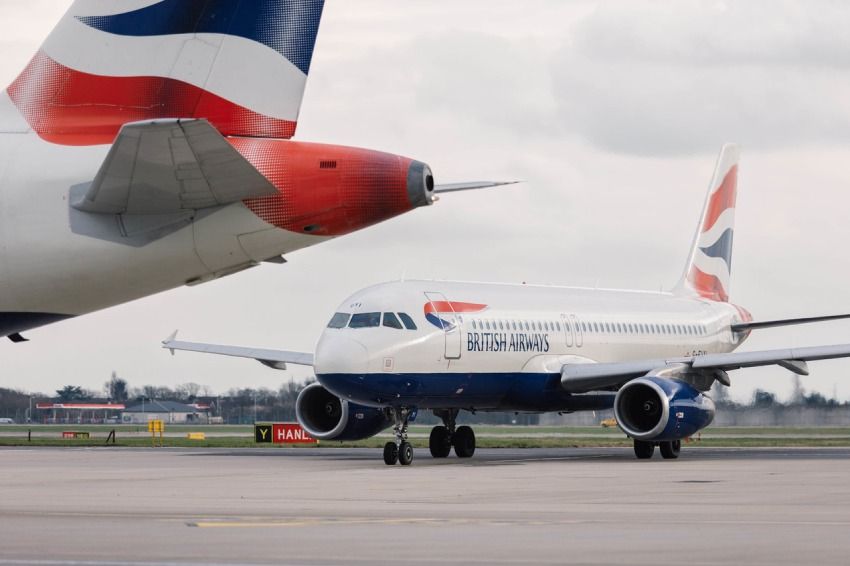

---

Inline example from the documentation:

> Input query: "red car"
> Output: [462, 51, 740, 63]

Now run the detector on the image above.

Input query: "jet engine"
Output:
[295, 383, 393, 441]
[614, 376, 715, 441]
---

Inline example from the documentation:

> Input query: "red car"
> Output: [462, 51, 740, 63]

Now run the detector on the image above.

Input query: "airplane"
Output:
[164, 144, 850, 465]
[0, 0, 507, 342]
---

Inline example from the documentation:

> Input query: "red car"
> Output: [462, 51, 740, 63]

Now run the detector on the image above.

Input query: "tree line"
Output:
[0, 372, 846, 424]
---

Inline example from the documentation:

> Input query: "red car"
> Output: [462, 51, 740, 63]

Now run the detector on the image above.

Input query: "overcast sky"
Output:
[3, 0, 850, 403]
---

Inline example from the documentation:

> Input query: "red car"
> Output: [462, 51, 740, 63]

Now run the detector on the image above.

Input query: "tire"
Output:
[634, 440, 655, 459]
[453, 425, 476, 458]
[660, 440, 681, 460]
[398, 442, 414, 466]
[383, 442, 399, 465]
[429, 426, 452, 458]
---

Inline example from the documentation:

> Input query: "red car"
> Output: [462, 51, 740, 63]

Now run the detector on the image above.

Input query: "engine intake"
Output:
[295, 383, 392, 441]
[614, 376, 715, 441]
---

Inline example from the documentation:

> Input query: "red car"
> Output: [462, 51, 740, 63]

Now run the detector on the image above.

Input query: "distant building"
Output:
[121, 400, 207, 424]
[36, 401, 125, 424]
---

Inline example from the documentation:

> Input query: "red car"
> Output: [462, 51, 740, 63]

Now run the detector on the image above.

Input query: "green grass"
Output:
[0, 425, 850, 449]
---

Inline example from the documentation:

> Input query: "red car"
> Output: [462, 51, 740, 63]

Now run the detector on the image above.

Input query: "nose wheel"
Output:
[384, 408, 414, 466]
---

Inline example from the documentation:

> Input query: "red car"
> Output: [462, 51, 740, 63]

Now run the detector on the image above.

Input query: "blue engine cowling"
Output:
[295, 383, 393, 441]
[614, 376, 715, 441]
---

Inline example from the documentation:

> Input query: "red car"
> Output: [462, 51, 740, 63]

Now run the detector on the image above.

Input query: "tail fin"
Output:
[5, 0, 324, 145]
[674, 144, 740, 302]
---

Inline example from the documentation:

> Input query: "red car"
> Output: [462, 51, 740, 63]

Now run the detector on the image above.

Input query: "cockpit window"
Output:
[327, 312, 350, 329]
[349, 312, 381, 328]
[383, 312, 403, 329]
[398, 312, 417, 330]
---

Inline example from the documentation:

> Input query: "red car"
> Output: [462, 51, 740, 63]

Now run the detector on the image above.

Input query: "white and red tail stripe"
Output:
[4, 0, 324, 146]
[677, 144, 740, 302]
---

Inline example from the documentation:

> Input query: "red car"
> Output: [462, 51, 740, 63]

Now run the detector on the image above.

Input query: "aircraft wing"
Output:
[71, 119, 278, 215]
[560, 343, 850, 393]
[163, 332, 313, 370]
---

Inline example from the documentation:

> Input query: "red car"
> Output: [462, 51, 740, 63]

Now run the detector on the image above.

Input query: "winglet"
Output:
[164, 330, 178, 355]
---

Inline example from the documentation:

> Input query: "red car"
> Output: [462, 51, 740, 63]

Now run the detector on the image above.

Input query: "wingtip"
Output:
[163, 330, 178, 355]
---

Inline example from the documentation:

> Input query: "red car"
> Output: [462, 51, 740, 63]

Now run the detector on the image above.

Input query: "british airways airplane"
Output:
[165, 145, 850, 465]
[0, 0, 503, 341]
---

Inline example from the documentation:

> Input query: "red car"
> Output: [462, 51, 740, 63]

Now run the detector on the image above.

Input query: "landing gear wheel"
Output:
[634, 440, 655, 459]
[660, 440, 681, 459]
[429, 426, 452, 458]
[398, 442, 414, 466]
[383, 442, 399, 465]
[453, 425, 476, 458]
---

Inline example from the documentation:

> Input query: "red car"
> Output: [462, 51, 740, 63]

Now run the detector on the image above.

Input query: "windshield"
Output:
[349, 312, 381, 328]
[398, 313, 417, 330]
[327, 312, 350, 329]
[383, 312, 403, 329]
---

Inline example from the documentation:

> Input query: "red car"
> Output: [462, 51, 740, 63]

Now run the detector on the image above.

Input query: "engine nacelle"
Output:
[295, 383, 393, 441]
[614, 376, 715, 441]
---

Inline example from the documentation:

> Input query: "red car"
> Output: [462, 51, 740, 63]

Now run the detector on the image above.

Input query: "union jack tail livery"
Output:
[6, 0, 325, 145]
[677, 143, 740, 302]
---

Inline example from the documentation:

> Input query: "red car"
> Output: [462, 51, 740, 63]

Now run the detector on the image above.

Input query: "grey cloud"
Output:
[551, 0, 850, 154]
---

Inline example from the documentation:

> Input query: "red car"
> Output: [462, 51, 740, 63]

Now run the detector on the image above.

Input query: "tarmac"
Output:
[1, 446, 849, 565]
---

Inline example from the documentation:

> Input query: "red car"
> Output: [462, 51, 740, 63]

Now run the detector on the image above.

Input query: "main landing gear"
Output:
[429, 409, 476, 459]
[633, 439, 681, 460]
[382, 408, 478, 466]
[383, 408, 414, 466]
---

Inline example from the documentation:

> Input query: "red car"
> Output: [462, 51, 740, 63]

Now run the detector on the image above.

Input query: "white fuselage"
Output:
[0, 94, 324, 324]
[313, 280, 749, 410]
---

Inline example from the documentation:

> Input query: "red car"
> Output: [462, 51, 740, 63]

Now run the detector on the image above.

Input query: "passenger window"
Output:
[499, 321, 505, 330]
[349, 312, 381, 328]
[398, 313, 417, 330]
[581, 322, 587, 332]
[327, 312, 350, 329]
[383, 313, 403, 329]
[525, 321, 531, 331]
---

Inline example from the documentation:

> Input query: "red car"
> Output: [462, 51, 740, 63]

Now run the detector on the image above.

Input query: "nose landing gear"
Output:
[383, 407, 414, 466]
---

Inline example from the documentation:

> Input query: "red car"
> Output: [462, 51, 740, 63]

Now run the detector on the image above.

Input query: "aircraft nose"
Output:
[314, 331, 369, 375]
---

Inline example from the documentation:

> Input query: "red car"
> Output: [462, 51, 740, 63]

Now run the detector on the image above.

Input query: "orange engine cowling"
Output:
[230, 138, 435, 236]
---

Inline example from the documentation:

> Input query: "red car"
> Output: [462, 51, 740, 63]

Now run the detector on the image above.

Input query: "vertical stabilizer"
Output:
[674, 144, 740, 302]
[5, 0, 325, 145]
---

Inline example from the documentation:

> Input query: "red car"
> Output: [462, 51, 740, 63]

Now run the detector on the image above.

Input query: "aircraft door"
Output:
[561, 314, 574, 347]
[571, 314, 583, 347]
[424, 292, 462, 359]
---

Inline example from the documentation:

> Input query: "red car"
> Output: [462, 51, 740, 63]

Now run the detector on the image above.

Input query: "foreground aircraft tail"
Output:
[5, 0, 325, 145]
[675, 143, 740, 302]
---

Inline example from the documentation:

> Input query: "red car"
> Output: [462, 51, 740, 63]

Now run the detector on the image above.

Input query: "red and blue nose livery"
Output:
[424, 302, 488, 330]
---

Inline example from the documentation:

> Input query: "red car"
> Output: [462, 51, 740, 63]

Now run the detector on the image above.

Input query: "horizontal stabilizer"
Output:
[561, 343, 850, 392]
[163, 332, 313, 370]
[432, 181, 519, 193]
[731, 313, 850, 333]
[72, 119, 277, 215]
